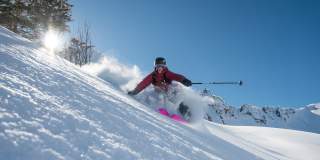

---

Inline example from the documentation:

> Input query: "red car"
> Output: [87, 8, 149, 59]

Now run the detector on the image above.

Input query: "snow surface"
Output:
[202, 122, 320, 160]
[1, 26, 320, 160]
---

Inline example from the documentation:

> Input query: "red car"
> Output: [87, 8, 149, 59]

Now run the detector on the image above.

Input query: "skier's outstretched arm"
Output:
[166, 70, 192, 87]
[128, 73, 153, 95]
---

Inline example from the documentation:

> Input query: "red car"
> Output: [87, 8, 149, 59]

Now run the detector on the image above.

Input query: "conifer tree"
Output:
[0, 0, 72, 39]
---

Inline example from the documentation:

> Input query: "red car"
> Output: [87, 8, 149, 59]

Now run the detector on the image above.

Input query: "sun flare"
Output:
[43, 30, 59, 51]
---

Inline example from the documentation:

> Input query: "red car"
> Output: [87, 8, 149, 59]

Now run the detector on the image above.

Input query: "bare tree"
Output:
[61, 22, 94, 67]
[78, 22, 94, 66]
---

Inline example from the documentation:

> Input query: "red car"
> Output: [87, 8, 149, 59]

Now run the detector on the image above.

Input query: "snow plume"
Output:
[134, 82, 214, 124]
[81, 54, 143, 91]
[180, 86, 213, 123]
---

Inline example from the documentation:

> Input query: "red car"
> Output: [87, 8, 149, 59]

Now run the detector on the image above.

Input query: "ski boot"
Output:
[178, 102, 191, 121]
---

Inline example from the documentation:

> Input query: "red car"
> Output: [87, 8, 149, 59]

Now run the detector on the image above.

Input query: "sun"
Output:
[43, 30, 59, 51]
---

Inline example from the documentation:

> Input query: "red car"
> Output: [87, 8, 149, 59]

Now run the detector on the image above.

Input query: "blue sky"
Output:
[69, 0, 320, 107]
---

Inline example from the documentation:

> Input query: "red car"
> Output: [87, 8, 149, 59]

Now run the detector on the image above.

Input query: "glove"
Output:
[128, 89, 138, 96]
[182, 78, 192, 87]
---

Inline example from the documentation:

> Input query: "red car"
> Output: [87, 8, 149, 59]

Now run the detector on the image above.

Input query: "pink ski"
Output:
[158, 108, 187, 123]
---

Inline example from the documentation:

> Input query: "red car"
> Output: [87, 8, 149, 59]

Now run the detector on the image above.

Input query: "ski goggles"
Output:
[155, 64, 166, 71]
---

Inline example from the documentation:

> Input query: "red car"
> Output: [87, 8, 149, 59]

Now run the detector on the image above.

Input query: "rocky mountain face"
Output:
[202, 89, 320, 133]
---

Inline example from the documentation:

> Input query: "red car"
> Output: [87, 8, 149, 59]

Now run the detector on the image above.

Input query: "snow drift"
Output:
[1, 26, 320, 160]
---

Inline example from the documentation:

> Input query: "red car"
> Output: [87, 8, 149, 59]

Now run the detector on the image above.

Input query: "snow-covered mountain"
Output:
[203, 90, 320, 134]
[1, 26, 320, 160]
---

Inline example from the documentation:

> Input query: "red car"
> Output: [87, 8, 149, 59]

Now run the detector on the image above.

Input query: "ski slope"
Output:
[1, 26, 320, 160]
[203, 122, 320, 160]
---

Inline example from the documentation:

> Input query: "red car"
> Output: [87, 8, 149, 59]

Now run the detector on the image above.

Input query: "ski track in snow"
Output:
[1, 26, 320, 160]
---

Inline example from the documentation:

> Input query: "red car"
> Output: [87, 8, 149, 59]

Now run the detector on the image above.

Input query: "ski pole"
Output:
[192, 80, 243, 86]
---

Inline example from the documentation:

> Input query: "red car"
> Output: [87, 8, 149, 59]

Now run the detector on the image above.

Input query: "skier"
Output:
[128, 57, 192, 120]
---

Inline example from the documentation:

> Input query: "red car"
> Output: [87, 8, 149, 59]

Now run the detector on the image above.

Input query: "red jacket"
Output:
[134, 67, 186, 94]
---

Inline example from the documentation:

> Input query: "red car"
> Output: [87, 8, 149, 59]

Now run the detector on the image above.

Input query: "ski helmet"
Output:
[154, 57, 166, 66]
